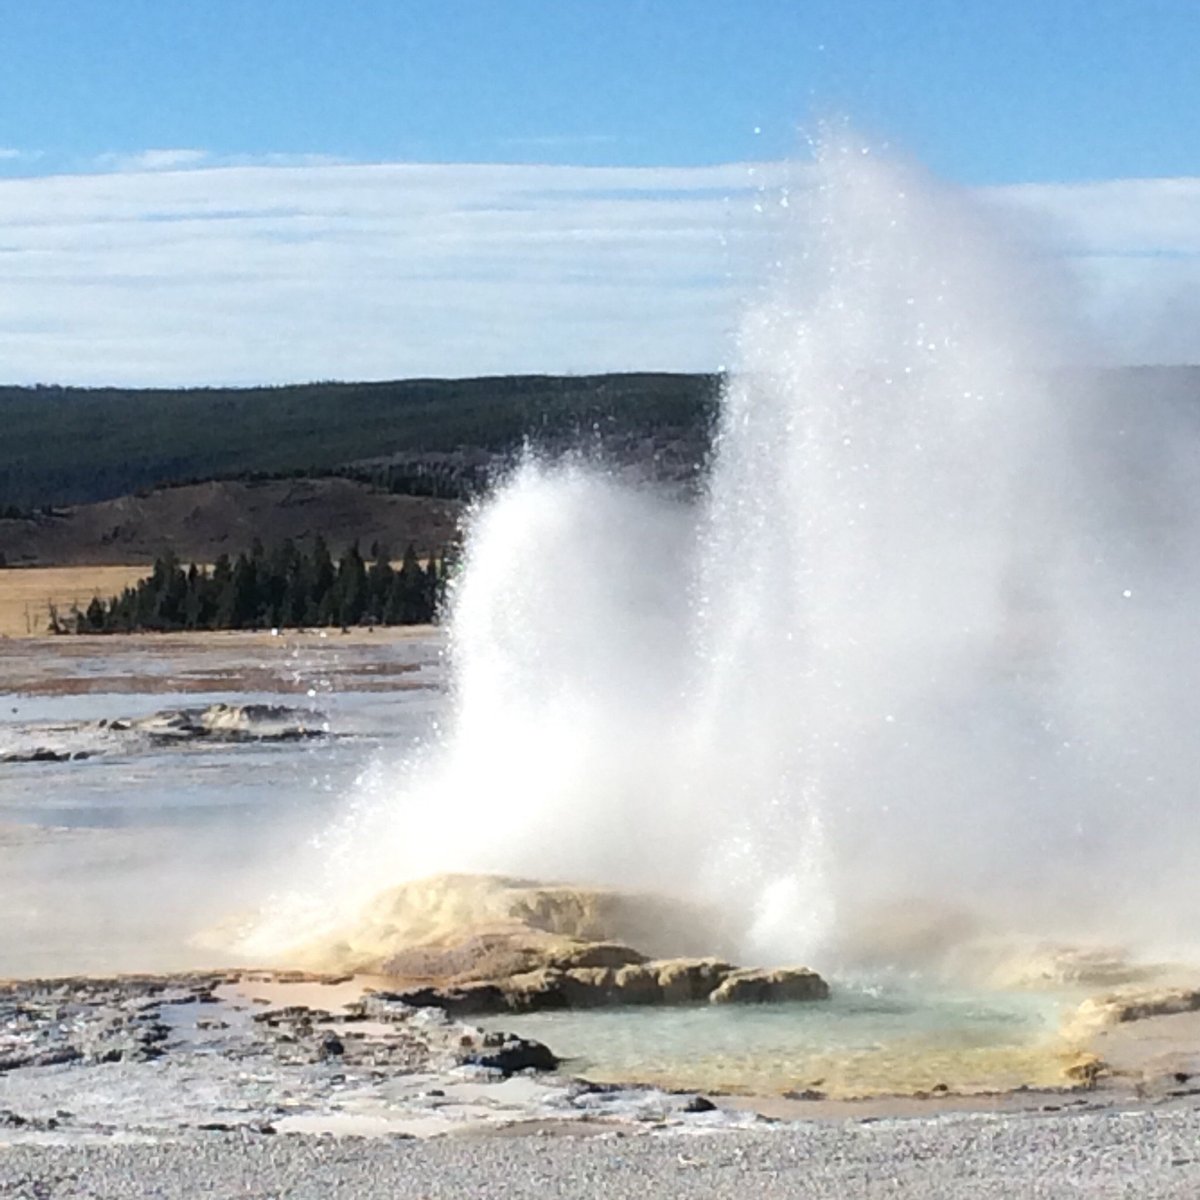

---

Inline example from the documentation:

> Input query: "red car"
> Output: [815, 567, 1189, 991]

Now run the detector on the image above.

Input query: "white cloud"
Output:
[0, 159, 782, 385]
[93, 148, 213, 173]
[0, 158, 1195, 386]
[987, 178, 1200, 364]
[92, 148, 351, 173]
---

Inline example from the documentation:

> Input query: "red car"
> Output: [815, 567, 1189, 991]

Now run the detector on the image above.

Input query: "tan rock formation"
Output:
[290, 873, 738, 978]
[373, 956, 832, 1015]
[1065, 986, 1200, 1037]
[229, 872, 829, 1013]
[709, 966, 830, 1004]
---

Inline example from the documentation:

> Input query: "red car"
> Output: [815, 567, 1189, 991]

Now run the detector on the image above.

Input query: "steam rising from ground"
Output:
[247, 139, 1200, 973]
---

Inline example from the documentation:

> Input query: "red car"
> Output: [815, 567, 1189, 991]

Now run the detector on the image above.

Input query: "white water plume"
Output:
[251, 137, 1200, 973]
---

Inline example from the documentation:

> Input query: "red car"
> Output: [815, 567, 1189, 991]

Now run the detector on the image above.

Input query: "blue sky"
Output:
[3, 0, 1197, 183]
[0, 1, 1198, 383]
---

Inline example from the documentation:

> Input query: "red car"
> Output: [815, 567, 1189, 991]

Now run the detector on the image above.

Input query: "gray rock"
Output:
[128, 702, 327, 743]
[463, 1032, 559, 1074]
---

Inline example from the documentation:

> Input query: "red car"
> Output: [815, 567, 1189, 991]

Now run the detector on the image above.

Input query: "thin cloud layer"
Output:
[94, 149, 212, 173]
[0, 159, 1195, 386]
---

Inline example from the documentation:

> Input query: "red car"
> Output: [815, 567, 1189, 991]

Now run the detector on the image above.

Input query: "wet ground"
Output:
[0, 630, 445, 976]
[5, 629, 1200, 1168]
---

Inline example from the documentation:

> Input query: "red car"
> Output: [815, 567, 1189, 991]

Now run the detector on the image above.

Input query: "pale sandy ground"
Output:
[0, 565, 150, 637]
[5, 1113, 1200, 1200]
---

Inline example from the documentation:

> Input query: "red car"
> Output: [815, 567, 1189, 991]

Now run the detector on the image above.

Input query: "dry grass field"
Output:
[0, 566, 150, 637]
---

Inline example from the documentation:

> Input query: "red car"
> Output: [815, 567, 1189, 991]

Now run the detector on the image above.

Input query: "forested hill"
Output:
[6, 365, 1198, 514]
[0, 372, 720, 510]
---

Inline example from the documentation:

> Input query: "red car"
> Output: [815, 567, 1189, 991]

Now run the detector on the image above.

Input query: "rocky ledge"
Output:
[0, 972, 557, 1082]
[379, 953, 828, 1016]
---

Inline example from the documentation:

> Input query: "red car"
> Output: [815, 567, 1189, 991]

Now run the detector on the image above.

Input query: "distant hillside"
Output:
[0, 372, 719, 510]
[0, 478, 461, 568]
[6, 366, 1199, 555]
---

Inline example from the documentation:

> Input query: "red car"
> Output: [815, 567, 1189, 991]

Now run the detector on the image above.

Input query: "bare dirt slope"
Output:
[0, 478, 463, 569]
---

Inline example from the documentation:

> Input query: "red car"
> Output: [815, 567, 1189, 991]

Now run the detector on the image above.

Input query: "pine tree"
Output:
[230, 552, 259, 628]
[311, 536, 335, 623]
[150, 551, 187, 629]
[183, 563, 206, 629]
[368, 543, 394, 623]
[336, 541, 368, 627]
[212, 553, 236, 628]
[84, 596, 107, 632]
[396, 543, 426, 624]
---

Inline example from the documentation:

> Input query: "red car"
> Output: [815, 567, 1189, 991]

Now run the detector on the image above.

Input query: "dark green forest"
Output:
[56, 538, 448, 634]
[1, 373, 719, 509]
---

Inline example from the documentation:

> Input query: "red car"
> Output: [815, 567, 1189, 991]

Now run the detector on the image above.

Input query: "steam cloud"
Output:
[249, 138, 1200, 974]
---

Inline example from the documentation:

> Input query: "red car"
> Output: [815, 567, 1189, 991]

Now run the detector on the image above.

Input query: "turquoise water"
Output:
[481, 982, 1076, 1097]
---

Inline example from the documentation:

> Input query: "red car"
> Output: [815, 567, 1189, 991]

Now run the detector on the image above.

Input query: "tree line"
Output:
[53, 537, 452, 634]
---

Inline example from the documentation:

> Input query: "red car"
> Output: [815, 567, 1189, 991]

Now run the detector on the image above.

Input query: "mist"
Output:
[241, 138, 1200, 978]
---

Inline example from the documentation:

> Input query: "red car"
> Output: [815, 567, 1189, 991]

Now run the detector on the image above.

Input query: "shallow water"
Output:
[0, 632, 445, 976]
[481, 983, 1077, 1097]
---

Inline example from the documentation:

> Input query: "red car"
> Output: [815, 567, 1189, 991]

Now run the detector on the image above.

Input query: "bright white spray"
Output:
[253, 139, 1200, 969]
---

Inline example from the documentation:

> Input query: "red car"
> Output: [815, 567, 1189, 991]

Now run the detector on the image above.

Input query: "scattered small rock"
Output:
[464, 1033, 558, 1075]
[319, 1035, 345, 1058]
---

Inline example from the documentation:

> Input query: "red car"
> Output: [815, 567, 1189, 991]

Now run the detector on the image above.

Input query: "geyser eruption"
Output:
[252, 139, 1200, 975]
